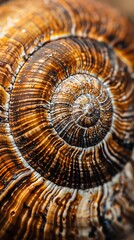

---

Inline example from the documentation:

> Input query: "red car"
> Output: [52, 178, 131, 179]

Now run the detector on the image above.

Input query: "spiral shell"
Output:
[0, 0, 134, 239]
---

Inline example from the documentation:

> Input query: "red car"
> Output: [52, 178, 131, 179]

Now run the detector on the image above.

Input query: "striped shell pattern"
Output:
[0, 0, 134, 239]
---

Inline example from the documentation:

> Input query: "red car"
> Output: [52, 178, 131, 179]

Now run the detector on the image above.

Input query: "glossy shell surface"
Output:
[0, 0, 134, 239]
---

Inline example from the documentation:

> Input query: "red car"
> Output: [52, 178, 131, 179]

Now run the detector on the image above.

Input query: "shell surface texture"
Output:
[0, 0, 134, 239]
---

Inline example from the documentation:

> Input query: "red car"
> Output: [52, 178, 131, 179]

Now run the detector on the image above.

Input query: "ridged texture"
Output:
[0, 0, 134, 239]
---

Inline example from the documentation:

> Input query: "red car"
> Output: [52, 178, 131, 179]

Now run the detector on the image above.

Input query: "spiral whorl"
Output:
[0, 0, 134, 239]
[9, 36, 133, 190]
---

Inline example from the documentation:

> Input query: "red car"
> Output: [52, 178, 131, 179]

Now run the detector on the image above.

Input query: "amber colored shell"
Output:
[0, 0, 134, 239]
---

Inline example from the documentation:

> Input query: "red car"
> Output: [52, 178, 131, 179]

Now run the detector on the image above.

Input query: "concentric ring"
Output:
[50, 74, 113, 148]
[0, 0, 134, 239]
[9, 37, 134, 189]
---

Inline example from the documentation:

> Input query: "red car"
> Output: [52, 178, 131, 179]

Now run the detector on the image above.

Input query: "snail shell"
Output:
[0, 0, 134, 239]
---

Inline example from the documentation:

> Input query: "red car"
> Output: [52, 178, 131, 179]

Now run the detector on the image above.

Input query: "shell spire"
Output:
[0, 0, 134, 239]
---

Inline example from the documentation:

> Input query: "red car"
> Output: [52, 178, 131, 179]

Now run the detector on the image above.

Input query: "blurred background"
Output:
[98, 0, 134, 23]
[0, 0, 134, 23]
[0, 0, 133, 239]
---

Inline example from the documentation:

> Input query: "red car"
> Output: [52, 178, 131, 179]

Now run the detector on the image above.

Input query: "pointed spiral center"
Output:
[50, 74, 113, 147]
[8, 37, 133, 190]
[83, 103, 94, 116]
[72, 94, 100, 128]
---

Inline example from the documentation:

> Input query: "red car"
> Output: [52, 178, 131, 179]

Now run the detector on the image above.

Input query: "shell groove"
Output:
[0, 0, 134, 239]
